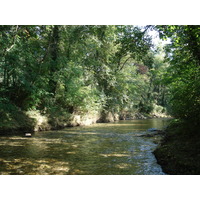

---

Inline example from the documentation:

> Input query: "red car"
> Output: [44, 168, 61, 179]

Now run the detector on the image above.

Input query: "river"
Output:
[0, 118, 170, 175]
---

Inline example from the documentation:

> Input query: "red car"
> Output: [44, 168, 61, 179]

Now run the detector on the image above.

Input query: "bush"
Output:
[0, 98, 35, 133]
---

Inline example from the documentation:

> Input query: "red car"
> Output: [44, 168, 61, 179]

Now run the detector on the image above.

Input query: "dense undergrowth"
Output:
[154, 119, 200, 175]
[152, 25, 200, 174]
[0, 99, 35, 134]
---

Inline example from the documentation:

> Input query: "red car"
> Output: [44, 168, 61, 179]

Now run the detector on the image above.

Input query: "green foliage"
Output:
[0, 25, 161, 131]
[0, 97, 35, 132]
[155, 25, 200, 123]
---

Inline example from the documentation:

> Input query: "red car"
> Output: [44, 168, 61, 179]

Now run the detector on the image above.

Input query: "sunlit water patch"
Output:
[0, 118, 170, 175]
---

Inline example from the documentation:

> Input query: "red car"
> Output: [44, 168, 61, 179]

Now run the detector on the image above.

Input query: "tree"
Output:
[155, 25, 200, 123]
[0, 25, 157, 126]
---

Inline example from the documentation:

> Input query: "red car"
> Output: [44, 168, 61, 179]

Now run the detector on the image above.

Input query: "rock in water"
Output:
[25, 133, 32, 137]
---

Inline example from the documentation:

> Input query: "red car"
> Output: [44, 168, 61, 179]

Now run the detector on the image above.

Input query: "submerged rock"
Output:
[148, 128, 158, 132]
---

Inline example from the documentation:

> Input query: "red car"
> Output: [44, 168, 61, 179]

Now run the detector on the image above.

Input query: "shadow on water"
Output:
[0, 118, 171, 175]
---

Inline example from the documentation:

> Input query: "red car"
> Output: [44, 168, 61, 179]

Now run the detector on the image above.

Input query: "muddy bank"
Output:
[153, 120, 200, 175]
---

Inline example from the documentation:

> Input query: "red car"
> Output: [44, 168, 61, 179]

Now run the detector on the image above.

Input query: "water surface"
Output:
[0, 118, 170, 175]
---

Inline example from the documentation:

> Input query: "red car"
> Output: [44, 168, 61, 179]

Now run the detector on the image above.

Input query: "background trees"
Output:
[155, 25, 200, 124]
[0, 25, 158, 119]
[2, 25, 199, 130]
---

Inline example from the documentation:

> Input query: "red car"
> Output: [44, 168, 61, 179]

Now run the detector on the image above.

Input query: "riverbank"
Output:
[154, 120, 200, 175]
[0, 108, 170, 135]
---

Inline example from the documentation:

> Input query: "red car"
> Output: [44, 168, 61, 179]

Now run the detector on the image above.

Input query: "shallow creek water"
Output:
[0, 118, 170, 175]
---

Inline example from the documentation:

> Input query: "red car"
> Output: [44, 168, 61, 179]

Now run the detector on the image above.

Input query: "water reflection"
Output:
[0, 118, 170, 175]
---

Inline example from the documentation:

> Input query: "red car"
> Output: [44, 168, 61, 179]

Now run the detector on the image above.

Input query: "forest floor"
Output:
[154, 120, 200, 175]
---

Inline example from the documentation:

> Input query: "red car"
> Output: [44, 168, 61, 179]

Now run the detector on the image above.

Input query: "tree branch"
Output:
[6, 25, 19, 52]
[119, 56, 131, 71]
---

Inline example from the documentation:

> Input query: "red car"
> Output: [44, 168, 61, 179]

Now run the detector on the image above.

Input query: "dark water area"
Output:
[0, 118, 171, 175]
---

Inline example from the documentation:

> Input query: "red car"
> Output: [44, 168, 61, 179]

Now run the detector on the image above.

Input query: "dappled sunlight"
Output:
[0, 119, 168, 174]
[67, 131, 99, 135]
[115, 163, 133, 169]
[71, 144, 79, 148]
[98, 123, 148, 126]
[0, 157, 70, 175]
[68, 168, 85, 175]
[31, 138, 63, 144]
[99, 153, 129, 157]
[67, 152, 76, 154]
[1, 25, 197, 175]
[37, 130, 77, 135]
